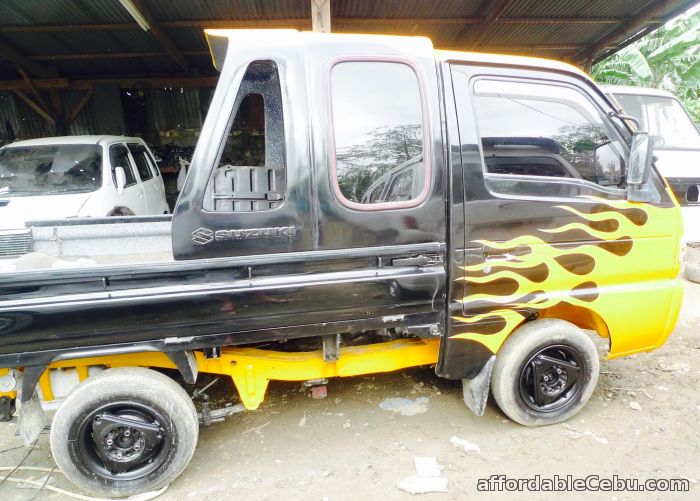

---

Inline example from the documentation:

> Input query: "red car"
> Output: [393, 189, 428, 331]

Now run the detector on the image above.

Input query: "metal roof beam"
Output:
[0, 76, 218, 92]
[26, 42, 604, 63]
[29, 51, 209, 61]
[577, 0, 672, 62]
[117, 0, 189, 72]
[461, 0, 519, 48]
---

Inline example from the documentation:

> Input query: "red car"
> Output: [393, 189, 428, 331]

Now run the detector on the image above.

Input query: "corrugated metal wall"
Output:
[0, 92, 52, 142]
[151, 87, 203, 131]
[0, 91, 101, 143]
[0, 86, 212, 147]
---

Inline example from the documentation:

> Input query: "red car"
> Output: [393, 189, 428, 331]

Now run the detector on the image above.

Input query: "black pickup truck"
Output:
[0, 30, 682, 498]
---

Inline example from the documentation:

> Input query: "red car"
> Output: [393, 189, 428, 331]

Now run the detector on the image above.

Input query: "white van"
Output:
[605, 86, 700, 243]
[0, 135, 169, 256]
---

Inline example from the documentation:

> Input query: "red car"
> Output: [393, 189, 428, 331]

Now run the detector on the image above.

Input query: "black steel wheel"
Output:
[74, 401, 171, 481]
[491, 319, 599, 426]
[518, 345, 584, 413]
[51, 367, 198, 498]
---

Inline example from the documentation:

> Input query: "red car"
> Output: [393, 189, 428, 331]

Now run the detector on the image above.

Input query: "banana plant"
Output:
[592, 11, 700, 125]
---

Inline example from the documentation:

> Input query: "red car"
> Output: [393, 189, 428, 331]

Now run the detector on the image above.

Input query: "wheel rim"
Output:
[518, 344, 585, 413]
[73, 400, 172, 481]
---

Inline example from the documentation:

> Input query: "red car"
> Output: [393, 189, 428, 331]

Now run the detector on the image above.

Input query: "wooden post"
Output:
[46, 67, 67, 135]
[311, 0, 331, 33]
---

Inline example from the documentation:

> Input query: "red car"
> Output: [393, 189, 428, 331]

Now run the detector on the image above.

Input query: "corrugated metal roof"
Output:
[147, 0, 308, 21]
[0, 0, 697, 79]
[332, 0, 482, 18]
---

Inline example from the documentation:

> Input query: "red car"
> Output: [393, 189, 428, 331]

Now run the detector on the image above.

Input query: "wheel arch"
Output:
[536, 304, 611, 353]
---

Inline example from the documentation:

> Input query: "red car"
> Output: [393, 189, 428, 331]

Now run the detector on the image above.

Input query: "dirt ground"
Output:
[1, 281, 699, 500]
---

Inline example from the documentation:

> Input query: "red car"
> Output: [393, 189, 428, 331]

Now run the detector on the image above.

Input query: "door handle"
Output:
[391, 254, 443, 267]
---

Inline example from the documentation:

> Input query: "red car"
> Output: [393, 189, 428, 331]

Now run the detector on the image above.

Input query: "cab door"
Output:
[439, 61, 677, 379]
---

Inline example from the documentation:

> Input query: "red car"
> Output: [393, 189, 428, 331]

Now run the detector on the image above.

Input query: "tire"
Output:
[50, 367, 199, 498]
[491, 319, 599, 426]
[684, 261, 700, 284]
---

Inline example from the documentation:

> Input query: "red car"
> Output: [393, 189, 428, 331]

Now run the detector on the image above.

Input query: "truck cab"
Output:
[0, 31, 683, 498]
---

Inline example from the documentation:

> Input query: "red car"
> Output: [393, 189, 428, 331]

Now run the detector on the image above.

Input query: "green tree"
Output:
[336, 124, 422, 202]
[592, 11, 700, 125]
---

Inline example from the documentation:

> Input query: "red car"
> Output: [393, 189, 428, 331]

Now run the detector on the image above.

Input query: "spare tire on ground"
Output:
[685, 261, 700, 284]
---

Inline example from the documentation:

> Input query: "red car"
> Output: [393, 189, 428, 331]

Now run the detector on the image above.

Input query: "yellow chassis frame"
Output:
[0, 339, 440, 410]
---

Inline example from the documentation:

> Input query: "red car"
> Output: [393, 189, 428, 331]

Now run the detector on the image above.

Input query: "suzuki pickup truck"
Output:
[0, 135, 169, 258]
[0, 30, 683, 498]
[604, 85, 700, 243]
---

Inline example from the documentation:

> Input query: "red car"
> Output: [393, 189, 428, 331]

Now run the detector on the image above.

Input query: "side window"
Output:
[127, 143, 154, 181]
[146, 149, 160, 176]
[203, 61, 285, 212]
[330, 61, 427, 207]
[472, 79, 625, 191]
[109, 144, 136, 186]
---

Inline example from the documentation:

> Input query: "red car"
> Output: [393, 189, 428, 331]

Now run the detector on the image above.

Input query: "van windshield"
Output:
[0, 144, 103, 197]
[614, 93, 700, 150]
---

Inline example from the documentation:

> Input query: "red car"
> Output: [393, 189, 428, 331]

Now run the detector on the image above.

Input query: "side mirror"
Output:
[627, 132, 653, 186]
[114, 166, 127, 195]
[627, 132, 656, 202]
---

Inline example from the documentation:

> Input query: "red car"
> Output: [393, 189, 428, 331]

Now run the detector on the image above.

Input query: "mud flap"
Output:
[17, 365, 48, 444]
[461, 355, 496, 416]
[17, 391, 47, 445]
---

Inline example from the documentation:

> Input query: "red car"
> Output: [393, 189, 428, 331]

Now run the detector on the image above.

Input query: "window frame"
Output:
[326, 55, 431, 211]
[127, 143, 154, 182]
[202, 60, 287, 214]
[468, 74, 628, 200]
[109, 143, 138, 188]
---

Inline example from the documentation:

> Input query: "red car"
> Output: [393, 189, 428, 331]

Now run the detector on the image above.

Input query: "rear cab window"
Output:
[329, 59, 428, 209]
[203, 61, 285, 212]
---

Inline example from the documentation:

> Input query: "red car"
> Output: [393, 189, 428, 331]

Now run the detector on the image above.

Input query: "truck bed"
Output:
[0, 215, 173, 273]
[0, 238, 445, 368]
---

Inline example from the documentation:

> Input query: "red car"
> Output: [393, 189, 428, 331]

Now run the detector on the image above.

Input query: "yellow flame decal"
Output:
[451, 198, 680, 354]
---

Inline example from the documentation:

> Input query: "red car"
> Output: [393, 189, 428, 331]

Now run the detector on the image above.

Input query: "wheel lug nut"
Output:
[124, 430, 131, 437]
[106, 439, 113, 446]
[117, 453, 123, 459]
